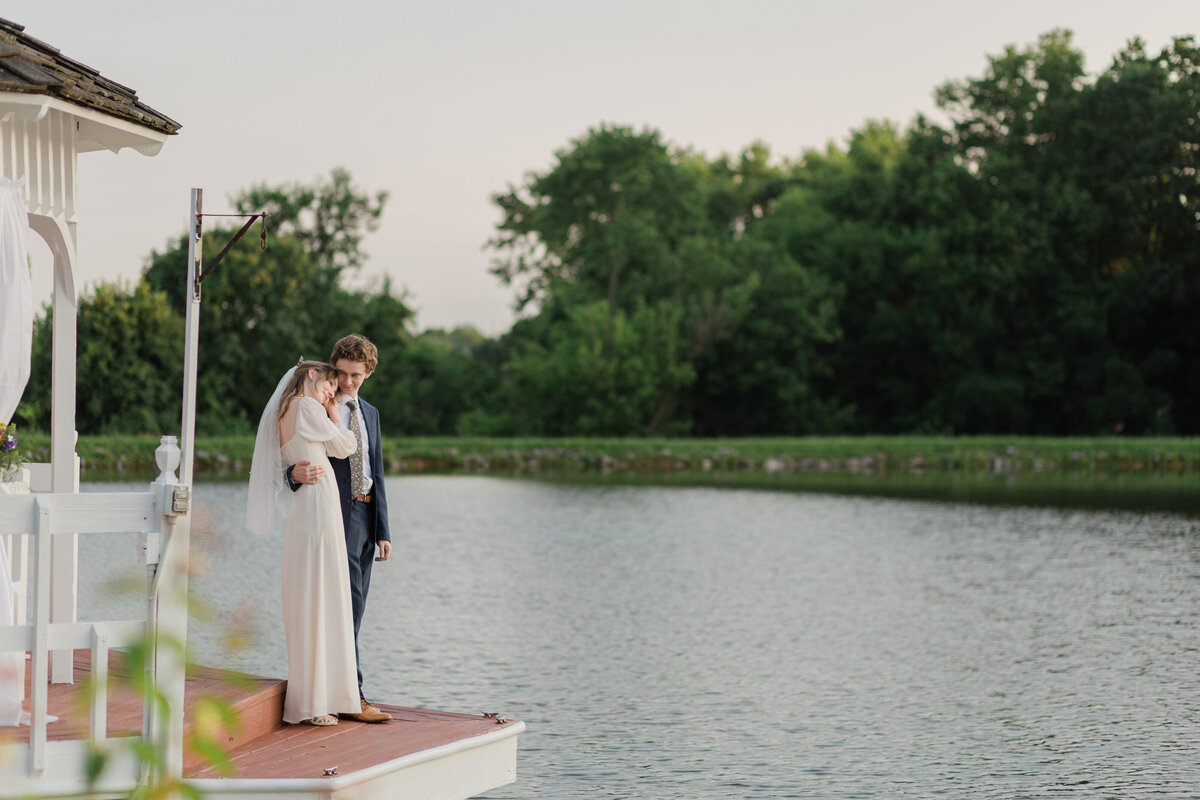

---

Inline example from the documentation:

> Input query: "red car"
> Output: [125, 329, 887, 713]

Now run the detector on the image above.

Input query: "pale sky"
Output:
[8, 0, 1197, 334]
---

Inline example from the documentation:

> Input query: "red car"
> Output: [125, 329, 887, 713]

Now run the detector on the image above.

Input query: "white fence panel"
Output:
[0, 475, 182, 795]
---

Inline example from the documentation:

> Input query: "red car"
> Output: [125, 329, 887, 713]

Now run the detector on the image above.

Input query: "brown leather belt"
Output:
[353, 494, 372, 503]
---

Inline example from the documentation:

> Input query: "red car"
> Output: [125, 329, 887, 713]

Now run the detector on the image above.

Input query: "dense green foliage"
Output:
[11, 32, 1199, 438]
[477, 31, 1199, 436]
[22, 280, 184, 434]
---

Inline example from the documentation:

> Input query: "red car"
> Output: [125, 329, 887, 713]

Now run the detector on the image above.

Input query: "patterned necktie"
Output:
[346, 399, 365, 497]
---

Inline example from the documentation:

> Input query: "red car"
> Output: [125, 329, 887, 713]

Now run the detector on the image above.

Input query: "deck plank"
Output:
[2, 651, 285, 745]
[1, 649, 519, 787]
[188, 704, 515, 780]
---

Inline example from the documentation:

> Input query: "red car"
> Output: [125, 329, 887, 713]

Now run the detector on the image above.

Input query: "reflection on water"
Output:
[79, 476, 1200, 799]
[527, 468, 1200, 515]
[80, 467, 1200, 515]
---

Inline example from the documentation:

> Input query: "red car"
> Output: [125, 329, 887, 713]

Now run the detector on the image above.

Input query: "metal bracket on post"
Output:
[138, 533, 161, 566]
[196, 212, 267, 288]
[171, 486, 190, 515]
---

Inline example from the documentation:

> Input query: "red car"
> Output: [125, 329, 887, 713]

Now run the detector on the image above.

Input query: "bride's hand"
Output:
[324, 396, 341, 423]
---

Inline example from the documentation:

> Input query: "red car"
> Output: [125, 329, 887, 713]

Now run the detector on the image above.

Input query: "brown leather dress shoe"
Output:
[340, 698, 391, 723]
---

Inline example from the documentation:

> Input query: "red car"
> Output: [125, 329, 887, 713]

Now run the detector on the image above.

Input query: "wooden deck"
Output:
[1, 651, 524, 799]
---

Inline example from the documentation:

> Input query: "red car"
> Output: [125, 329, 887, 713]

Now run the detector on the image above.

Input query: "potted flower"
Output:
[0, 421, 28, 494]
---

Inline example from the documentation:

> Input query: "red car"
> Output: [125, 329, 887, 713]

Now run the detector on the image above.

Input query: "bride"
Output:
[246, 360, 361, 726]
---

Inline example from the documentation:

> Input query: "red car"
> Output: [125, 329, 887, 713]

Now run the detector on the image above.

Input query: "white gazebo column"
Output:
[27, 212, 80, 684]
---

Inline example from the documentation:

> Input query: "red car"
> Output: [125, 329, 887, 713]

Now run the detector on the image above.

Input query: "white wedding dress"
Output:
[280, 397, 361, 723]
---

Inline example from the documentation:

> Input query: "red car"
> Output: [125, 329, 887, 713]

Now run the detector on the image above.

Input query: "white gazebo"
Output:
[0, 14, 182, 674]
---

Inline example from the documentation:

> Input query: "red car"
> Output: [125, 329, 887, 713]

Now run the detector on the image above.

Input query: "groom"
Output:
[289, 333, 392, 723]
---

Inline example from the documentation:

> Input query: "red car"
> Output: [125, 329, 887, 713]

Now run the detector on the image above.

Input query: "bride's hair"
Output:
[277, 360, 338, 420]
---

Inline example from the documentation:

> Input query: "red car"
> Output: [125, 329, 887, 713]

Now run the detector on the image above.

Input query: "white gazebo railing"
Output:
[0, 436, 192, 798]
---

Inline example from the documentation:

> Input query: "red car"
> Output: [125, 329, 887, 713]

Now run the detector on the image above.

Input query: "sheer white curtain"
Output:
[0, 177, 30, 724]
[0, 177, 32, 423]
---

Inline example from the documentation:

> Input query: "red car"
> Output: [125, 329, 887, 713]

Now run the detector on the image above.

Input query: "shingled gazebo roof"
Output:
[0, 16, 180, 135]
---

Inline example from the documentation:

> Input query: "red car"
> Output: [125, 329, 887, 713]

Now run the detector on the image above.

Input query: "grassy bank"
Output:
[16, 433, 1200, 478]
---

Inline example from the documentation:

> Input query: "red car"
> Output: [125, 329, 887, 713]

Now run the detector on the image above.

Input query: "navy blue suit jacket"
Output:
[329, 396, 391, 544]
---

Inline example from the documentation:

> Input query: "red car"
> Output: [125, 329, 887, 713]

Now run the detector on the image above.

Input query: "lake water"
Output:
[78, 476, 1200, 799]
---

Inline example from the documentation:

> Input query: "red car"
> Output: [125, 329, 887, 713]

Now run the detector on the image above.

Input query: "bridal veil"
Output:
[245, 367, 296, 535]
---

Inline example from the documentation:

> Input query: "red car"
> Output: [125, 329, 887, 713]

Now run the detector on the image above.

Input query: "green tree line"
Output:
[13, 31, 1199, 437]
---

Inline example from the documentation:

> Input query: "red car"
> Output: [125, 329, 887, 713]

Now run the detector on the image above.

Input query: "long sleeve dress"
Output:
[280, 396, 360, 723]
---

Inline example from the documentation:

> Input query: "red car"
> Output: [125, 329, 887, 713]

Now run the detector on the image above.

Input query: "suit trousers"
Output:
[344, 498, 375, 696]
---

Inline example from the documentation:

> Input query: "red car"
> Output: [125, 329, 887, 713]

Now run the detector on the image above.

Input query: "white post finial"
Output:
[154, 435, 180, 485]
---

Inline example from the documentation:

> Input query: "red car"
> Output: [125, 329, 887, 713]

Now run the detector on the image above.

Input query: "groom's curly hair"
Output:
[330, 334, 378, 373]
